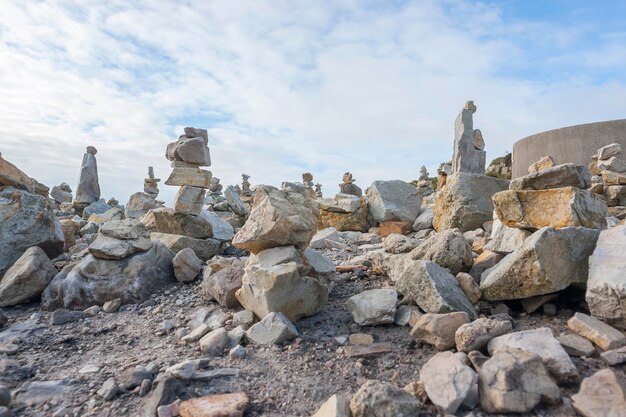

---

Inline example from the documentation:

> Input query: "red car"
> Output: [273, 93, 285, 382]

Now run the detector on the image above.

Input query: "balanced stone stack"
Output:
[125, 167, 165, 219]
[318, 193, 369, 232]
[141, 128, 220, 260]
[144, 166, 160, 198]
[416, 166, 434, 196]
[480, 158, 608, 301]
[165, 127, 212, 216]
[73, 146, 101, 211]
[42, 219, 175, 310]
[231, 185, 331, 323]
[589, 143, 626, 220]
[339, 172, 362, 197]
[434, 101, 509, 232]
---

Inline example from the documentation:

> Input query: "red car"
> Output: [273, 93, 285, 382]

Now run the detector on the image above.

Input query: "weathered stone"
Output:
[510, 163, 591, 191]
[246, 246, 308, 275]
[102, 298, 121, 313]
[598, 156, 626, 173]
[480, 227, 600, 301]
[479, 349, 561, 413]
[198, 210, 234, 241]
[420, 351, 477, 414]
[410, 229, 473, 275]
[484, 217, 532, 254]
[172, 248, 202, 282]
[455, 317, 512, 352]
[487, 327, 579, 384]
[467, 250, 503, 282]
[165, 167, 212, 188]
[50, 184, 72, 204]
[167, 136, 211, 167]
[346, 289, 397, 326]
[0, 153, 35, 192]
[173, 186, 205, 216]
[393, 259, 477, 319]
[528, 155, 555, 174]
[382, 234, 418, 254]
[232, 186, 318, 254]
[0, 188, 64, 277]
[378, 221, 411, 237]
[455, 272, 481, 304]
[601, 346, 626, 365]
[0, 247, 56, 307]
[433, 173, 508, 232]
[602, 170, 626, 186]
[350, 380, 421, 417]
[51, 309, 85, 325]
[586, 225, 626, 329]
[493, 187, 607, 229]
[303, 248, 335, 276]
[202, 266, 244, 308]
[393, 305, 422, 326]
[567, 313, 626, 351]
[232, 310, 255, 329]
[41, 241, 175, 310]
[604, 185, 626, 206]
[412, 205, 433, 232]
[236, 263, 328, 322]
[520, 293, 558, 313]
[572, 368, 626, 417]
[199, 328, 228, 355]
[179, 392, 249, 417]
[82, 200, 112, 220]
[142, 208, 213, 239]
[349, 333, 373, 345]
[311, 394, 351, 417]
[452, 101, 486, 174]
[88, 219, 152, 260]
[557, 334, 595, 357]
[73, 148, 100, 205]
[310, 228, 340, 249]
[245, 312, 298, 345]
[125, 192, 163, 219]
[366, 180, 422, 224]
[150, 233, 220, 261]
[597, 143, 622, 160]
[410, 312, 470, 350]
[223, 185, 248, 216]
[318, 197, 369, 232]
[319, 194, 361, 213]
[58, 219, 76, 251]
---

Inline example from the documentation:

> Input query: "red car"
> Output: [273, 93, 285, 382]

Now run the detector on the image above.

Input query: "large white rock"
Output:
[480, 226, 600, 301]
[310, 227, 341, 249]
[393, 259, 477, 319]
[235, 262, 328, 322]
[420, 351, 478, 414]
[0, 187, 64, 277]
[366, 180, 422, 224]
[172, 248, 203, 282]
[199, 209, 234, 241]
[232, 186, 318, 254]
[572, 369, 626, 417]
[0, 247, 56, 307]
[484, 217, 532, 254]
[412, 205, 433, 232]
[346, 289, 397, 326]
[487, 327, 579, 384]
[586, 225, 626, 329]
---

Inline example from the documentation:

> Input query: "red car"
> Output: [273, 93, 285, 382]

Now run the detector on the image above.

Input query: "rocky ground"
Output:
[1, 242, 621, 417]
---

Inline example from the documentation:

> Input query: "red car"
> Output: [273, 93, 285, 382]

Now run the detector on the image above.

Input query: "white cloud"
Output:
[0, 0, 625, 206]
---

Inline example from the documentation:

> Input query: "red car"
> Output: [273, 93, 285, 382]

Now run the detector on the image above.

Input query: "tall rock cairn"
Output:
[73, 146, 101, 210]
[144, 166, 160, 198]
[451, 101, 486, 174]
[164, 128, 212, 216]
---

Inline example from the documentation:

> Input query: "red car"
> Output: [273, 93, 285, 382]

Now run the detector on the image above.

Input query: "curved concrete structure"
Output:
[512, 119, 626, 178]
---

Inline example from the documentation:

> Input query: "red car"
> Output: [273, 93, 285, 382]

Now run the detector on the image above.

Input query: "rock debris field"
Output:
[1, 102, 626, 417]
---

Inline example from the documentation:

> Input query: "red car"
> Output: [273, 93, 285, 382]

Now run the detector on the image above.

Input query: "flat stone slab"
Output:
[567, 312, 626, 351]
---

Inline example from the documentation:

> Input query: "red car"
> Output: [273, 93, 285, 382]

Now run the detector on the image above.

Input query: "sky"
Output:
[1, 0, 626, 205]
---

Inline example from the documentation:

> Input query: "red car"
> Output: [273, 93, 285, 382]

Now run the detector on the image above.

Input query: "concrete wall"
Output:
[512, 119, 626, 178]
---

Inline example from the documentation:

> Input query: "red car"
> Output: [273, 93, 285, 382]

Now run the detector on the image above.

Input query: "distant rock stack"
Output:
[73, 146, 101, 210]
[339, 172, 362, 197]
[144, 166, 160, 198]
[416, 165, 434, 196]
[165, 127, 212, 216]
[451, 101, 486, 174]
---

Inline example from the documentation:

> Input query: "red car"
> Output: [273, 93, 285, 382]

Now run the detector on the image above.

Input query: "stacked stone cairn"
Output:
[416, 165, 434, 196]
[140, 128, 221, 261]
[229, 184, 332, 336]
[588, 143, 626, 220]
[436, 161, 452, 189]
[433, 101, 509, 233]
[318, 173, 370, 232]
[125, 166, 164, 219]
[72, 146, 100, 212]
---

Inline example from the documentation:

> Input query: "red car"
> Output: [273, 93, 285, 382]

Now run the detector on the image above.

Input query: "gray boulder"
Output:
[88, 219, 152, 260]
[125, 192, 163, 219]
[481, 227, 600, 301]
[350, 380, 421, 417]
[41, 241, 175, 310]
[509, 163, 591, 191]
[224, 185, 248, 216]
[366, 180, 422, 224]
[199, 210, 234, 241]
[0, 247, 56, 307]
[172, 248, 203, 282]
[245, 312, 298, 345]
[0, 187, 64, 277]
[412, 205, 433, 232]
[393, 259, 477, 319]
[202, 266, 244, 308]
[73, 147, 100, 205]
[410, 229, 473, 275]
[346, 289, 397, 326]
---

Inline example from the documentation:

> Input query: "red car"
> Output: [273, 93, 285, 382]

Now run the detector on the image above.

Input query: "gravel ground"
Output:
[0, 248, 624, 417]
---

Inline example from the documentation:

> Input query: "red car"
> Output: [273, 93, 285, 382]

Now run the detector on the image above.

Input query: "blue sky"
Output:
[1, 0, 625, 205]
